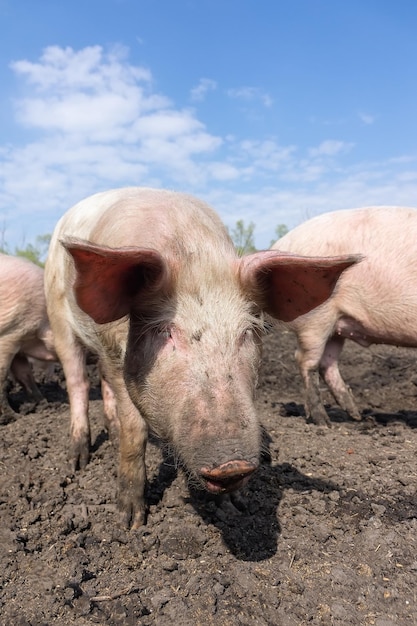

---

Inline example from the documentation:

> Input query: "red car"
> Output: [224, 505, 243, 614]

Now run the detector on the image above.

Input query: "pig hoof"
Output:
[200, 459, 258, 494]
[360, 414, 377, 428]
[118, 503, 147, 530]
[117, 479, 147, 529]
[130, 510, 147, 531]
[307, 413, 332, 427]
[69, 439, 90, 471]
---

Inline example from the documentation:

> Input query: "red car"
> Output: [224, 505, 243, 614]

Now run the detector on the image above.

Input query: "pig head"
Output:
[46, 187, 358, 529]
[65, 242, 357, 520]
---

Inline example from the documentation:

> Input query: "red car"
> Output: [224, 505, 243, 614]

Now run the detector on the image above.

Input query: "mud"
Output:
[1, 328, 417, 625]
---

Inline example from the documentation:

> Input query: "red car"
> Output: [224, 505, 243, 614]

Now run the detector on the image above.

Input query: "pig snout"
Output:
[200, 459, 258, 494]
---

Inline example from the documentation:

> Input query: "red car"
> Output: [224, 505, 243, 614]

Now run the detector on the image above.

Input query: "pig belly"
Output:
[335, 316, 417, 349]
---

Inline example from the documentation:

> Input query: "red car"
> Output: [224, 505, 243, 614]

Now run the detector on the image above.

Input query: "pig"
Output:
[44, 187, 358, 528]
[272, 206, 417, 426]
[0, 253, 57, 423]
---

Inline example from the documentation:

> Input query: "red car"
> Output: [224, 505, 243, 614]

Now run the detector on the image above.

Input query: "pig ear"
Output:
[238, 250, 361, 322]
[62, 238, 168, 324]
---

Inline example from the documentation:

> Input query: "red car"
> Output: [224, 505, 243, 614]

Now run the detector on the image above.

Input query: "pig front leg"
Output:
[55, 332, 91, 470]
[66, 358, 91, 471]
[99, 362, 120, 445]
[113, 379, 148, 529]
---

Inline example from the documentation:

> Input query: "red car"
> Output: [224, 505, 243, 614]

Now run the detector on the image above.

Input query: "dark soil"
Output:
[1, 328, 417, 626]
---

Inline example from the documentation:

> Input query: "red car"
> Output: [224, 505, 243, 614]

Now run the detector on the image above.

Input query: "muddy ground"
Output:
[1, 327, 417, 626]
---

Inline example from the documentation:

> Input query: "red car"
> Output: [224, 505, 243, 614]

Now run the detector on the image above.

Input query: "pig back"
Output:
[51, 187, 233, 249]
[274, 206, 417, 307]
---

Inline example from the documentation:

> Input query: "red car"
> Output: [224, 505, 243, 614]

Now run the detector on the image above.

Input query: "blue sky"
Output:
[0, 0, 416, 250]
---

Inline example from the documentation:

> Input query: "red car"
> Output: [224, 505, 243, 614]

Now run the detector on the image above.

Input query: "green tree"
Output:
[14, 234, 51, 267]
[230, 219, 257, 256]
[270, 223, 288, 247]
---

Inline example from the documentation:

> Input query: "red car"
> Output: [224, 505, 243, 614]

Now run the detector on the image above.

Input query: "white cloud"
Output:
[190, 78, 217, 102]
[309, 140, 354, 157]
[0, 44, 416, 252]
[358, 112, 375, 125]
[11, 45, 170, 142]
[237, 139, 296, 169]
[206, 162, 241, 181]
[227, 86, 273, 107]
[207, 159, 417, 249]
[1, 45, 226, 201]
[11, 45, 151, 92]
[131, 109, 209, 139]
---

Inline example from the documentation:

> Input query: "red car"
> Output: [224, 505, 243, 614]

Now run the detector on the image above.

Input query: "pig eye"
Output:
[159, 328, 172, 340]
[240, 328, 254, 345]
[158, 326, 175, 348]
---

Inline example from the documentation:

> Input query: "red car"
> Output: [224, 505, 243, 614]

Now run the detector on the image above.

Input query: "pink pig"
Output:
[272, 206, 417, 426]
[44, 187, 357, 528]
[0, 253, 57, 423]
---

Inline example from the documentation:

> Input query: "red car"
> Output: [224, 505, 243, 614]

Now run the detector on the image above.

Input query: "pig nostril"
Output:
[201, 459, 258, 480]
[200, 460, 258, 494]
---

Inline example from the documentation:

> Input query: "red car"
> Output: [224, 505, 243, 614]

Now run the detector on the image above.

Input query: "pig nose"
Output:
[200, 459, 258, 494]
